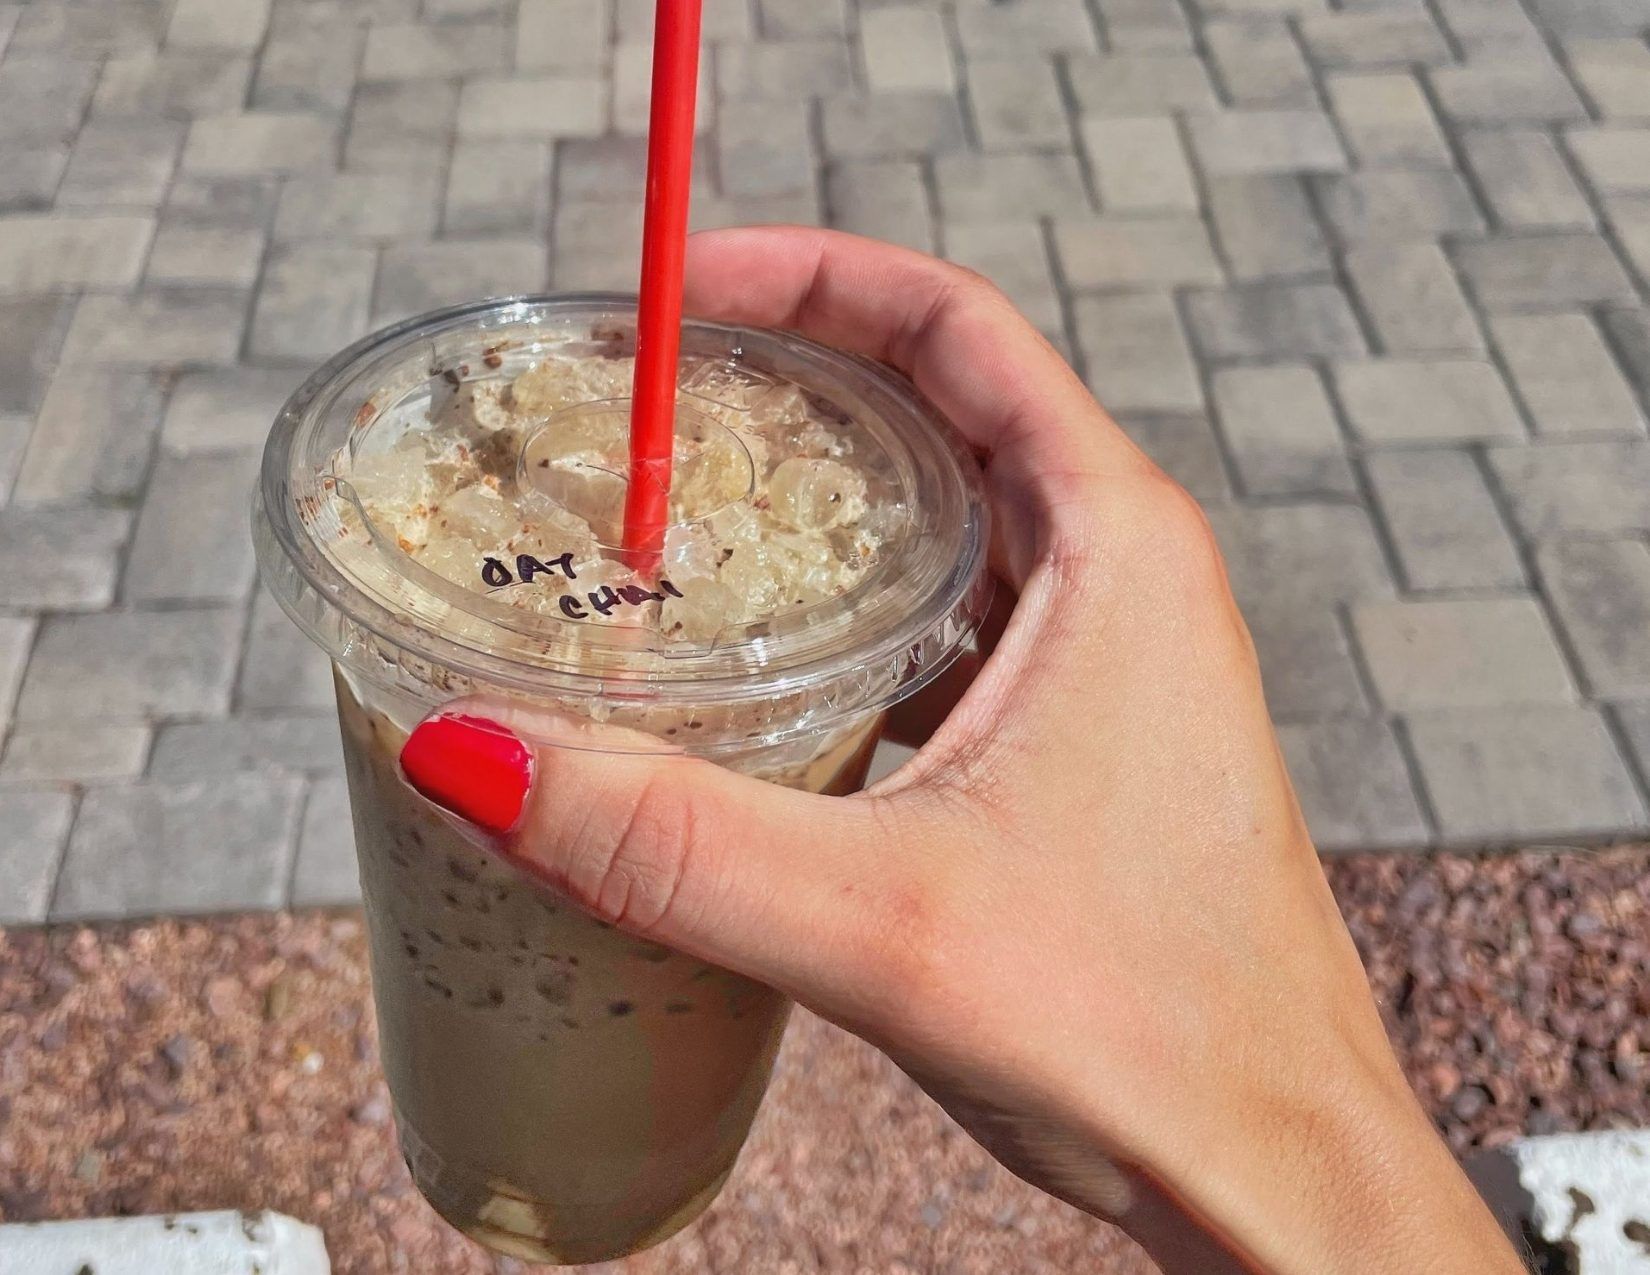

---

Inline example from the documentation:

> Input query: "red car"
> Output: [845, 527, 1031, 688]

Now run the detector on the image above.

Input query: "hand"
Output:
[399, 227, 1526, 1275]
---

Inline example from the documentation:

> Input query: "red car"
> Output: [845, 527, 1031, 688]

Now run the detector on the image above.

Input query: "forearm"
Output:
[1116, 1072, 1529, 1275]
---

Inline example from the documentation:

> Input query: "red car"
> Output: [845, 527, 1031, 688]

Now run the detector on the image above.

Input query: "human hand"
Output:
[398, 227, 1525, 1274]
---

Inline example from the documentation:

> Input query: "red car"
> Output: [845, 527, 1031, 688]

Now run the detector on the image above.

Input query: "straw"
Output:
[623, 0, 704, 570]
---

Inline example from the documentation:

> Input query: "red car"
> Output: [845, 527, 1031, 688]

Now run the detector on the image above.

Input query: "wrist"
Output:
[1116, 1047, 1525, 1275]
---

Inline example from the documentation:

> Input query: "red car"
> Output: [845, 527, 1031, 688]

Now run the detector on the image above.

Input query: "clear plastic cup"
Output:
[253, 295, 990, 1263]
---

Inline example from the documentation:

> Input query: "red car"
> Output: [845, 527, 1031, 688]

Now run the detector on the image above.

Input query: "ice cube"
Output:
[347, 435, 434, 510]
[432, 482, 519, 545]
[661, 578, 741, 642]
[744, 382, 810, 425]
[511, 358, 634, 415]
[510, 499, 601, 566]
[718, 545, 784, 615]
[768, 458, 867, 531]
[415, 534, 486, 586]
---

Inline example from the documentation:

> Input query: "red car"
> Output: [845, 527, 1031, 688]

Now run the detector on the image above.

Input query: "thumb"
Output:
[397, 697, 919, 1010]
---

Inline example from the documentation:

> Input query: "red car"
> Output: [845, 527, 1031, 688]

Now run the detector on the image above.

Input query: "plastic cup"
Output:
[254, 295, 990, 1263]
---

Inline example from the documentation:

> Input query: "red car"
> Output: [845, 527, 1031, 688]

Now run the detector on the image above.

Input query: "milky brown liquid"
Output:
[337, 672, 882, 1264]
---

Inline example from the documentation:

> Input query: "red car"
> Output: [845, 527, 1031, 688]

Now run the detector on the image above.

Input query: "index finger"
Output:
[683, 226, 1145, 480]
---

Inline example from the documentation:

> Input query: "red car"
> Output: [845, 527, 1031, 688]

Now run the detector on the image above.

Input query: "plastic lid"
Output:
[255, 295, 991, 750]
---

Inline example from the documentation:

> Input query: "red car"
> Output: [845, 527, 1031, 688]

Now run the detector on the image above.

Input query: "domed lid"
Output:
[255, 296, 991, 749]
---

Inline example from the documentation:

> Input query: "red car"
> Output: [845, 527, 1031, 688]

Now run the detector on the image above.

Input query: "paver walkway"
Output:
[2, 0, 1650, 921]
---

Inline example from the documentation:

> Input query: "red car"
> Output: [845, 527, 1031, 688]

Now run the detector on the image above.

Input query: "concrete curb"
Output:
[1469, 1130, 1650, 1273]
[0, 1209, 330, 1274]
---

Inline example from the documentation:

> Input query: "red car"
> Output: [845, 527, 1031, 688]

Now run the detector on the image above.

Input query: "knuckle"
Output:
[859, 884, 957, 1018]
[842, 806, 975, 1032]
[1109, 469, 1230, 595]
[559, 765, 698, 938]
[931, 261, 1026, 328]
[931, 257, 997, 297]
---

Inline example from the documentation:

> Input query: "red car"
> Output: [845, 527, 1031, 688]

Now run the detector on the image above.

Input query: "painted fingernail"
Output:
[400, 713, 532, 834]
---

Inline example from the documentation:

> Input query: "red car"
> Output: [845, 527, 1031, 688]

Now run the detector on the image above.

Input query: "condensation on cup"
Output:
[254, 295, 991, 1263]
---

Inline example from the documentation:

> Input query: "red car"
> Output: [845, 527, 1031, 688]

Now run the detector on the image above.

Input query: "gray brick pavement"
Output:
[1210, 364, 1357, 497]
[161, 367, 303, 455]
[1055, 216, 1223, 289]
[149, 713, 343, 777]
[1205, 175, 1329, 281]
[15, 369, 166, 502]
[1488, 440, 1650, 536]
[1082, 116, 1199, 214]
[292, 775, 359, 907]
[1460, 129, 1597, 230]
[0, 504, 132, 610]
[1492, 312, 1646, 437]
[53, 775, 304, 920]
[0, 617, 34, 735]
[1452, 232, 1639, 309]
[1277, 717, 1430, 852]
[16, 608, 244, 722]
[1187, 110, 1347, 177]
[1205, 20, 1316, 110]
[1343, 243, 1483, 356]
[1206, 503, 1396, 606]
[1187, 282, 1367, 358]
[251, 244, 376, 359]
[0, 215, 154, 293]
[236, 586, 336, 714]
[1, 723, 151, 785]
[3, 0, 1650, 923]
[1317, 169, 1486, 243]
[1245, 608, 1370, 718]
[943, 220, 1064, 340]
[147, 224, 267, 287]
[1326, 73, 1451, 168]
[1405, 706, 1648, 844]
[0, 789, 74, 924]
[1539, 539, 1650, 697]
[1431, 52, 1589, 124]
[1334, 358, 1524, 443]
[1116, 412, 1231, 500]
[1074, 292, 1204, 412]
[123, 450, 262, 604]
[1565, 38, 1650, 117]
[0, 298, 68, 414]
[1364, 450, 1526, 592]
[1350, 597, 1578, 711]
[60, 289, 250, 367]
[827, 159, 935, 253]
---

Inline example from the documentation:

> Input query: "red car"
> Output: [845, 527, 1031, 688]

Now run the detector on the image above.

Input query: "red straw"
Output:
[623, 0, 704, 571]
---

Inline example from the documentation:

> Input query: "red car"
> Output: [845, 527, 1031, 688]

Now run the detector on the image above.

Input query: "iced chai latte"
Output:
[254, 297, 990, 1263]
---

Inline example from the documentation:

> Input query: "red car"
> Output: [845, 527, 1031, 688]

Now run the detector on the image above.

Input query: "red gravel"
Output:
[1328, 846, 1650, 1155]
[2, 846, 1648, 1273]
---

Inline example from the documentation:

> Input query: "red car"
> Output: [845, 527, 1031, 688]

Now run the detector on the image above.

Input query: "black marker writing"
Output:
[518, 552, 577, 584]
[478, 550, 682, 622]
[617, 584, 661, 606]
[480, 552, 579, 588]
[557, 579, 683, 622]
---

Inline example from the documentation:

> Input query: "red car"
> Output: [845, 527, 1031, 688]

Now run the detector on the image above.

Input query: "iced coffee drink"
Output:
[336, 676, 878, 1262]
[254, 297, 989, 1263]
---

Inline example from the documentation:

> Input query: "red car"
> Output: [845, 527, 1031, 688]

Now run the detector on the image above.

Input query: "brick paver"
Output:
[2, 0, 1650, 918]
[0, 789, 74, 924]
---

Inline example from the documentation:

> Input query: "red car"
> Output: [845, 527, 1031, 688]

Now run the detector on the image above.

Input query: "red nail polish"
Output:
[400, 713, 532, 834]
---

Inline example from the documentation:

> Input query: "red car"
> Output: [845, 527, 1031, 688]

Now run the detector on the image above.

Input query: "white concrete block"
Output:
[0, 1209, 330, 1274]
[1518, 1131, 1650, 1273]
